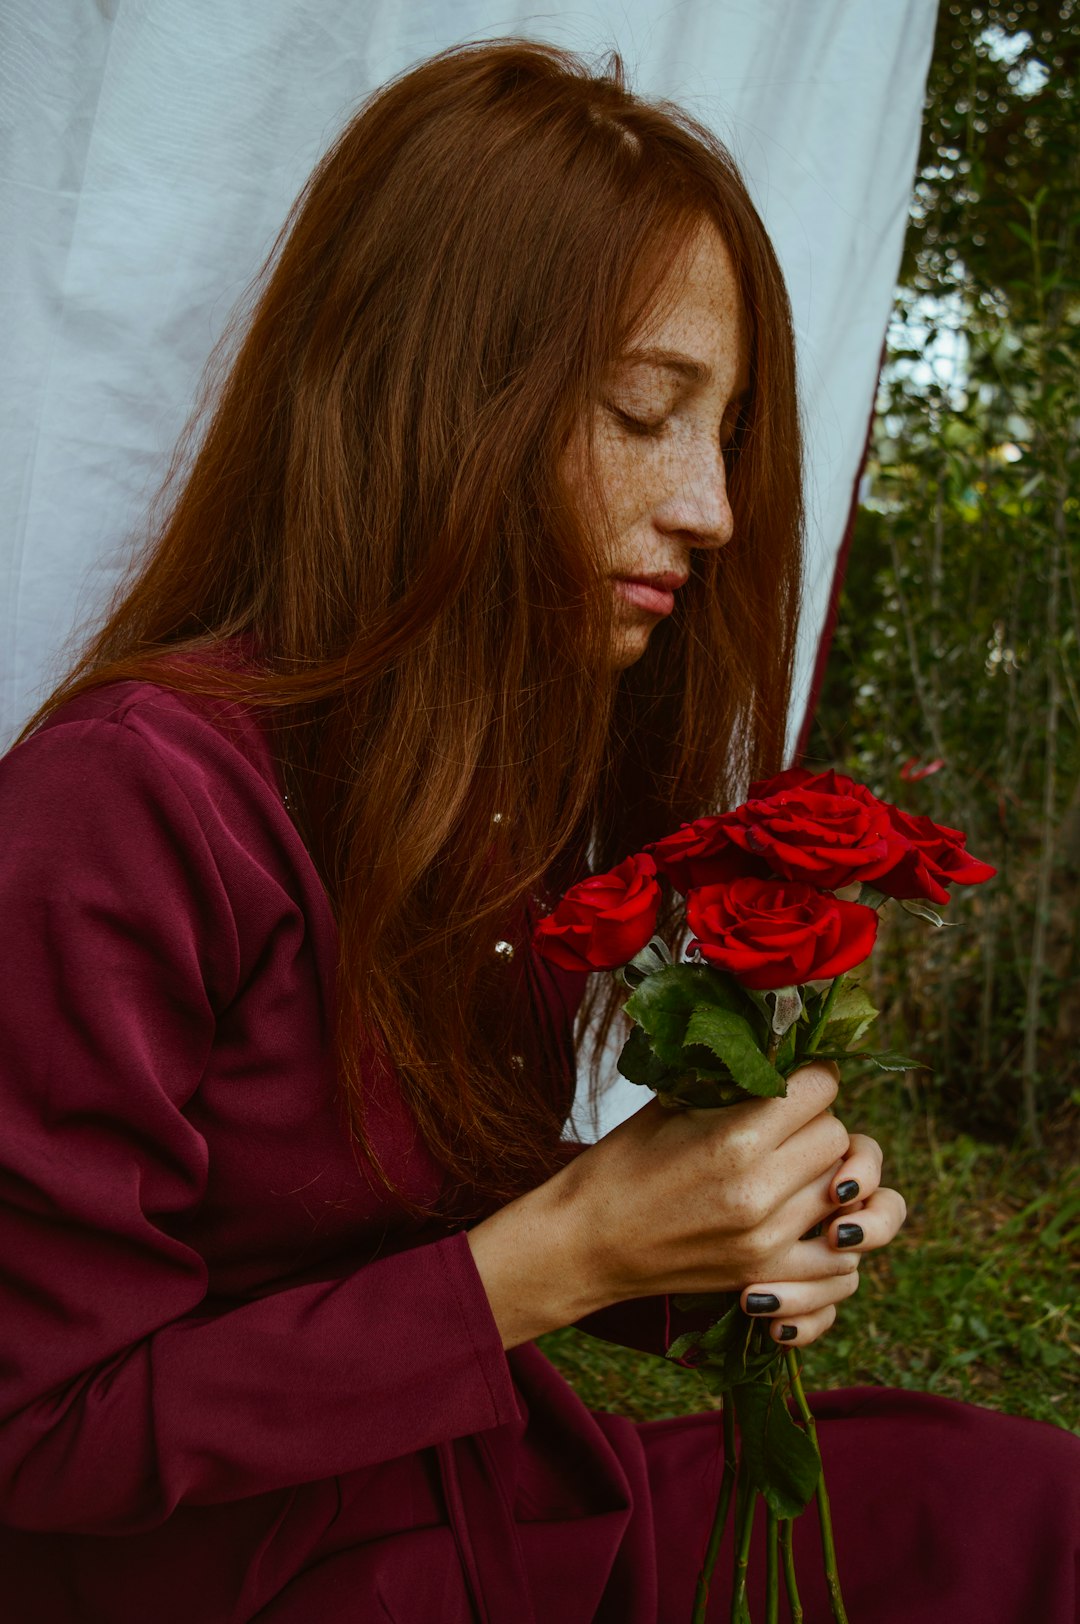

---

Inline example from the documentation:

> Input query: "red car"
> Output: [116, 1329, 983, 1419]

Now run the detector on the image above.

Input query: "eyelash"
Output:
[609, 406, 666, 438]
[608, 403, 747, 459]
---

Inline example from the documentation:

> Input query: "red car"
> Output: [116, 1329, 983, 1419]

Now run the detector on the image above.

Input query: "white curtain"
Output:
[1, 0, 937, 748]
[0, 0, 936, 1123]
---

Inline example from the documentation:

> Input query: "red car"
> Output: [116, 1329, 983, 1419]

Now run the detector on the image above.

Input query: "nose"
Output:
[653, 439, 734, 549]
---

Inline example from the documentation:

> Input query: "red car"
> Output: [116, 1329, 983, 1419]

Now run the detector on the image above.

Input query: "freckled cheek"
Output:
[604, 446, 667, 534]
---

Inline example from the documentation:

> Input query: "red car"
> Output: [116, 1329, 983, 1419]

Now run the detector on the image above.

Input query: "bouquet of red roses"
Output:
[533, 767, 994, 1624]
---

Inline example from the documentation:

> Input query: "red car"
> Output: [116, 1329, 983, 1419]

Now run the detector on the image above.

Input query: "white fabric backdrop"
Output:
[0, 0, 936, 1128]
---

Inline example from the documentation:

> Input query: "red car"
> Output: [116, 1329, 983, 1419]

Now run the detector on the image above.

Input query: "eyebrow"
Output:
[621, 346, 710, 382]
[618, 346, 750, 399]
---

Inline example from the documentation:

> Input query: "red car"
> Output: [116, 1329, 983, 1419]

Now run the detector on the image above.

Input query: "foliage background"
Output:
[814, 0, 1080, 1150]
[540, 0, 1080, 1432]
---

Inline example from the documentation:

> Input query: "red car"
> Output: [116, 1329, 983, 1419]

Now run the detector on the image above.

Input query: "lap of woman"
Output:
[639, 1387, 1080, 1624]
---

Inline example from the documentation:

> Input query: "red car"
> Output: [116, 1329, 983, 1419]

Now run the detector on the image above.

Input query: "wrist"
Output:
[466, 1162, 609, 1349]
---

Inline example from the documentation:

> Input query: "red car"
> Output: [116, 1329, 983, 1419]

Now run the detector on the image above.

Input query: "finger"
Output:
[829, 1132, 884, 1206]
[746, 1111, 850, 1211]
[768, 1303, 837, 1348]
[757, 1140, 853, 1254]
[742, 1268, 859, 1321]
[758, 1231, 862, 1283]
[687, 1061, 840, 1155]
[828, 1186, 908, 1254]
[769, 1062, 842, 1147]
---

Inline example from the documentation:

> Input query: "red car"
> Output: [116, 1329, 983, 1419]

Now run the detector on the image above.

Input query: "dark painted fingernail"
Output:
[836, 1222, 864, 1248]
[778, 1324, 798, 1342]
[746, 1292, 781, 1314]
[836, 1179, 860, 1203]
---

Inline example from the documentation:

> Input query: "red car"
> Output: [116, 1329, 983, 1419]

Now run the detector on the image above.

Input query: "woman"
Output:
[0, 40, 1075, 1624]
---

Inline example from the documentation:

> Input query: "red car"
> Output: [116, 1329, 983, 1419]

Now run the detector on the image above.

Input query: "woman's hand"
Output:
[467, 1062, 906, 1349]
[738, 1130, 907, 1347]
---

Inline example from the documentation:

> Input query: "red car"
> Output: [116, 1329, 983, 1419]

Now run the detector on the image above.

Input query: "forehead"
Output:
[624, 223, 749, 387]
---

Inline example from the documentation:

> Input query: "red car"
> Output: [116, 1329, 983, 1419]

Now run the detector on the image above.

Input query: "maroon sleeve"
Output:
[0, 713, 518, 1536]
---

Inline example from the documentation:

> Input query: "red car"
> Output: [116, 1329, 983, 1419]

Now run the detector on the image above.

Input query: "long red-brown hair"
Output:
[18, 41, 803, 1214]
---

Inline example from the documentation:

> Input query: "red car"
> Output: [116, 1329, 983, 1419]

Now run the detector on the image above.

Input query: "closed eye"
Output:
[606, 404, 668, 437]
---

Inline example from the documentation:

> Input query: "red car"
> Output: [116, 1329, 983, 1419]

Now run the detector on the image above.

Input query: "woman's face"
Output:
[564, 222, 749, 670]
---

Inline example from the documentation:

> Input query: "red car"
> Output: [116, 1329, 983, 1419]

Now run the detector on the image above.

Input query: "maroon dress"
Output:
[1, 678, 1076, 1623]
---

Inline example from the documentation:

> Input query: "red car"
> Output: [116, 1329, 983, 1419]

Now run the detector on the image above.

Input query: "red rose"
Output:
[686, 876, 879, 990]
[647, 817, 769, 894]
[532, 852, 661, 972]
[872, 808, 997, 905]
[720, 770, 908, 891]
[747, 766, 838, 801]
[748, 768, 995, 906]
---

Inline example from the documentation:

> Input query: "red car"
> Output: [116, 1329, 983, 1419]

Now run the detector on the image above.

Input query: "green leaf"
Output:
[683, 1008, 788, 1099]
[693, 1302, 745, 1358]
[734, 1379, 821, 1519]
[856, 883, 888, 909]
[622, 965, 788, 1106]
[625, 965, 761, 1068]
[665, 1302, 744, 1366]
[784, 1047, 923, 1075]
[665, 1301, 778, 1387]
[616, 1024, 677, 1089]
[819, 981, 880, 1052]
[865, 1050, 923, 1071]
[665, 1329, 705, 1362]
[629, 963, 761, 1023]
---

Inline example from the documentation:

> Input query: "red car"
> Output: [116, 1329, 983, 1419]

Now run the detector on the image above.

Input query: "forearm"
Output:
[466, 1171, 610, 1348]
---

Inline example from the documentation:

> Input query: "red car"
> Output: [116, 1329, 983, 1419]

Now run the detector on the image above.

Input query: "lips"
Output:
[612, 570, 688, 618]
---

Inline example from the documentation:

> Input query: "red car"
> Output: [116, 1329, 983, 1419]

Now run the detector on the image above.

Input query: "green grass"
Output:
[539, 1080, 1079, 1432]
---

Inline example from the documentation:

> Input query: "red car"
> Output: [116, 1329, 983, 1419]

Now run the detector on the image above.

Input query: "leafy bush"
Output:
[810, 1, 1080, 1144]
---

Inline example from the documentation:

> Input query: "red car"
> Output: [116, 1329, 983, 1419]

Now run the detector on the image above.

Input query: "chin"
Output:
[609, 628, 652, 671]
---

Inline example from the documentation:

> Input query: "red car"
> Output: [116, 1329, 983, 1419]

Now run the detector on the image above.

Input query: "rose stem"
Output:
[765, 1506, 779, 1624]
[691, 1396, 738, 1624]
[785, 1350, 849, 1624]
[804, 974, 844, 1056]
[779, 1520, 803, 1622]
[729, 1471, 757, 1623]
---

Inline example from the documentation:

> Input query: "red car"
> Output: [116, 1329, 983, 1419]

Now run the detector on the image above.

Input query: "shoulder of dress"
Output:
[29, 679, 284, 804]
